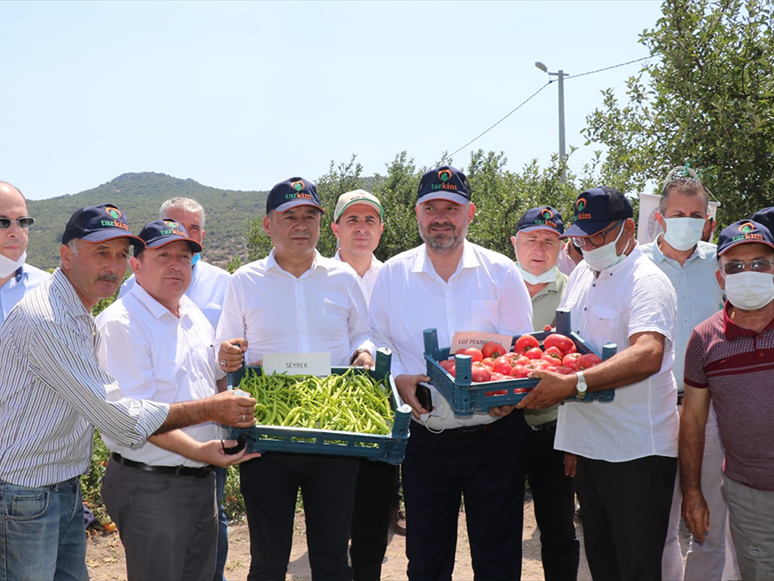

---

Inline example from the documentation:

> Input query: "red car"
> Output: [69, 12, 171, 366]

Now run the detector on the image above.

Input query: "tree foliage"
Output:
[584, 0, 774, 226]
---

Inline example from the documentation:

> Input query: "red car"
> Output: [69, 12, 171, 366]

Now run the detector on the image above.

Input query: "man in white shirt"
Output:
[518, 187, 679, 580]
[641, 174, 735, 581]
[120, 197, 233, 581]
[330, 189, 394, 579]
[0, 181, 49, 326]
[369, 166, 534, 580]
[216, 177, 374, 581]
[331, 189, 384, 304]
[97, 219, 256, 581]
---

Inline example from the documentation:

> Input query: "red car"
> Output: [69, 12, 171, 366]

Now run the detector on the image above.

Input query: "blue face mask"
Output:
[191, 253, 201, 266]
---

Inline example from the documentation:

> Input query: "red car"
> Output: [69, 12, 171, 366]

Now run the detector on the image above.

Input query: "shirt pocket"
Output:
[588, 304, 618, 344]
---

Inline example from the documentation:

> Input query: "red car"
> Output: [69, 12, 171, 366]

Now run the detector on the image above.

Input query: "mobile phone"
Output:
[416, 383, 433, 412]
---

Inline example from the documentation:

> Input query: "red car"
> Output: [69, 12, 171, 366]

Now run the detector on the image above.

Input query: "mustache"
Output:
[97, 274, 119, 283]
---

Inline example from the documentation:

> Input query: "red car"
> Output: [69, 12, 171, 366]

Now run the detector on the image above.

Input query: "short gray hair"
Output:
[66, 239, 80, 254]
[159, 197, 205, 227]
[659, 166, 710, 215]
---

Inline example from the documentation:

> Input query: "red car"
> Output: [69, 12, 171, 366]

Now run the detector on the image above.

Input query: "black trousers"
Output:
[239, 453, 359, 581]
[349, 458, 400, 581]
[525, 425, 580, 581]
[576, 455, 677, 581]
[402, 412, 529, 581]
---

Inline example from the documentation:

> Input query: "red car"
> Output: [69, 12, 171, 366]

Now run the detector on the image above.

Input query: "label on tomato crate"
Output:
[450, 332, 514, 355]
[263, 352, 331, 377]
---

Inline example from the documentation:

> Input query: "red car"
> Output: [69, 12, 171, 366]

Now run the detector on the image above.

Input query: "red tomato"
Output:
[456, 347, 483, 363]
[471, 362, 492, 383]
[492, 355, 516, 375]
[481, 357, 496, 369]
[439, 359, 456, 377]
[543, 365, 557, 373]
[481, 342, 506, 359]
[489, 371, 507, 381]
[514, 334, 540, 354]
[544, 346, 564, 359]
[516, 355, 531, 366]
[525, 347, 544, 360]
[562, 353, 582, 370]
[578, 353, 602, 370]
[543, 333, 576, 355]
[554, 365, 575, 375]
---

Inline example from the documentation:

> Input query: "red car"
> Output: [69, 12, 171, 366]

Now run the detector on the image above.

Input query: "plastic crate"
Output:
[423, 309, 617, 417]
[228, 348, 412, 465]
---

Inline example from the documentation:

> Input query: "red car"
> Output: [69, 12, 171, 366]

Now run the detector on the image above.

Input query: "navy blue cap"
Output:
[137, 219, 203, 253]
[417, 166, 472, 205]
[717, 220, 774, 257]
[61, 204, 144, 251]
[562, 187, 633, 238]
[266, 177, 325, 214]
[750, 207, 774, 236]
[515, 206, 565, 235]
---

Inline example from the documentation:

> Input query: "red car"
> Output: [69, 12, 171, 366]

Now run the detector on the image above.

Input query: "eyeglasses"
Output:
[721, 259, 774, 276]
[573, 221, 623, 250]
[0, 217, 35, 229]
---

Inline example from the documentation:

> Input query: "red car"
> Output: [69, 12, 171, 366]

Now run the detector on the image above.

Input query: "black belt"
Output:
[111, 453, 214, 478]
[530, 420, 557, 432]
[437, 422, 495, 438]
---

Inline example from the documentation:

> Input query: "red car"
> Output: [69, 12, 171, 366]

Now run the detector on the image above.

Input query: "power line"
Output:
[449, 56, 651, 158]
[564, 56, 650, 80]
[448, 82, 551, 158]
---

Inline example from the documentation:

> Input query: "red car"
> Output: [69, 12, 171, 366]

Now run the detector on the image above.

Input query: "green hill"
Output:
[26, 172, 267, 270]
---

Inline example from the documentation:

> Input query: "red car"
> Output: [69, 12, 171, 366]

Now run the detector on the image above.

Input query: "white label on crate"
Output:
[450, 332, 515, 355]
[263, 353, 331, 376]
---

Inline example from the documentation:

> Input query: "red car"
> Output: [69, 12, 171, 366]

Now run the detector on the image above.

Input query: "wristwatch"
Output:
[575, 371, 588, 401]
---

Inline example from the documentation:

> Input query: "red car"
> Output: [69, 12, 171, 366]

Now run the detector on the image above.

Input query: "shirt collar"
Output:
[333, 249, 379, 274]
[266, 248, 328, 275]
[412, 240, 480, 276]
[129, 282, 183, 320]
[722, 301, 774, 340]
[50, 268, 91, 318]
[651, 234, 714, 264]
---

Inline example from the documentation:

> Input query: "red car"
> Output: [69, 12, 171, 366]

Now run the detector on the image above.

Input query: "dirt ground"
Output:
[85, 496, 690, 581]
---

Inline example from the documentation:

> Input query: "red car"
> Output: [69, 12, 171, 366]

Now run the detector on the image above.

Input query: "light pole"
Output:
[535, 61, 568, 180]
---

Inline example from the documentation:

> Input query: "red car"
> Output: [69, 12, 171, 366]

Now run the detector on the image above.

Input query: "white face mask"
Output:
[583, 225, 629, 272]
[0, 251, 26, 279]
[662, 217, 705, 251]
[724, 271, 774, 311]
[516, 262, 557, 285]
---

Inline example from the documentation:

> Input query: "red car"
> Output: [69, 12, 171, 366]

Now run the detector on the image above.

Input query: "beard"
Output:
[419, 220, 467, 254]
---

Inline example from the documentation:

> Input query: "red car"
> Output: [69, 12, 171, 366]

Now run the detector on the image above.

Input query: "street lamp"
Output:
[535, 61, 568, 180]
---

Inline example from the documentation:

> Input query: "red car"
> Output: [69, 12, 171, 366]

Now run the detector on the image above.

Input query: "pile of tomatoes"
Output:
[438, 333, 602, 384]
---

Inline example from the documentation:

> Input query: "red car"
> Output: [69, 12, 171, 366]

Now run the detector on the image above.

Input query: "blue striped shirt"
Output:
[0, 269, 169, 487]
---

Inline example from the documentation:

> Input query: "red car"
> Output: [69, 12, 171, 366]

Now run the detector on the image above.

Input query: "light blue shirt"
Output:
[120, 260, 231, 330]
[0, 263, 50, 327]
[641, 237, 725, 392]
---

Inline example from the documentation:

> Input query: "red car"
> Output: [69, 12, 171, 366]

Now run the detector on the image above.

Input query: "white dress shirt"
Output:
[215, 250, 372, 367]
[640, 237, 724, 392]
[0, 263, 49, 326]
[0, 269, 169, 487]
[333, 249, 383, 306]
[369, 240, 533, 430]
[120, 259, 231, 330]
[97, 284, 223, 467]
[554, 245, 680, 461]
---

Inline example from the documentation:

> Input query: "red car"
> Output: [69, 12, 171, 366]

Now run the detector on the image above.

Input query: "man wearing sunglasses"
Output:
[518, 186, 679, 580]
[0, 181, 48, 326]
[680, 219, 774, 581]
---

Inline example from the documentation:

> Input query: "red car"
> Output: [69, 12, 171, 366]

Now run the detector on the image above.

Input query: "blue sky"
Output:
[1, 1, 663, 200]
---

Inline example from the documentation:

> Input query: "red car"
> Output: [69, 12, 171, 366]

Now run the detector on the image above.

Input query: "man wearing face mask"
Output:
[511, 206, 579, 581]
[641, 175, 735, 581]
[518, 186, 679, 580]
[681, 220, 774, 581]
[0, 181, 49, 326]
